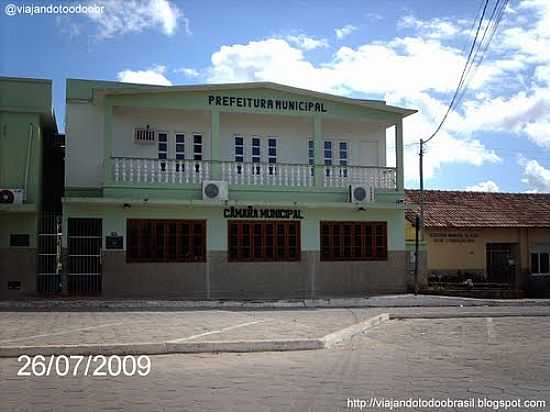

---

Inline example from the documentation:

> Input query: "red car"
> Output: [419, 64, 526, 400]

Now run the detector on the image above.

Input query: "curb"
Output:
[2, 310, 549, 358]
[389, 311, 550, 320]
[2, 295, 550, 311]
[321, 313, 389, 348]
[0, 339, 323, 358]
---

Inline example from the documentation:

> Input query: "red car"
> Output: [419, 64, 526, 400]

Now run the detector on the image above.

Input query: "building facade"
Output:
[62, 79, 415, 299]
[405, 190, 550, 297]
[0, 77, 59, 298]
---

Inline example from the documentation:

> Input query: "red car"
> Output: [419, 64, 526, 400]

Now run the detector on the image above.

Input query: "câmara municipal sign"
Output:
[224, 206, 304, 220]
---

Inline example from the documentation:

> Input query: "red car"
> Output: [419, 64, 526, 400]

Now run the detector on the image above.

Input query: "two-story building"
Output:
[64, 79, 416, 299]
[0, 77, 59, 298]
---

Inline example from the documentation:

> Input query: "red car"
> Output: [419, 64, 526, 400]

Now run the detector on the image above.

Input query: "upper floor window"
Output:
[175, 133, 185, 160]
[324, 141, 332, 165]
[339, 141, 348, 177]
[339, 142, 348, 166]
[158, 132, 168, 172]
[135, 127, 155, 144]
[158, 132, 168, 159]
[251, 137, 261, 175]
[268, 137, 277, 175]
[268, 138, 277, 163]
[193, 134, 203, 161]
[234, 136, 244, 163]
[308, 140, 314, 165]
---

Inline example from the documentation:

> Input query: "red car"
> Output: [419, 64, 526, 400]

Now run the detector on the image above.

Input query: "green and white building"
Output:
[0, 77, 415, 299]
[63, 79, 416, 299]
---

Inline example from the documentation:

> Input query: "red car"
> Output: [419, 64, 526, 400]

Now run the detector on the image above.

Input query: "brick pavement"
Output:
[1, 317, 549, 411]
[2, 306, 550, 348]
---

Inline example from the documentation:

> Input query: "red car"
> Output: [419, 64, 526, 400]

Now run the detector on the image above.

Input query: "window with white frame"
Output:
[251, 136, 261, 174]
[235, 135, 244, 174]
[339, 141, 348, 177]
[324, 140, 332, 177]
[268, 137, 277, 175]
[175, 133, 185, 172]
[308, 139, 314, 176]
[135, 127, 156, 144]
[193, 134, 203, 161]
[175, 134, 185, 160]
[158, 132, 168, 171]
[531, 250, 550, 274]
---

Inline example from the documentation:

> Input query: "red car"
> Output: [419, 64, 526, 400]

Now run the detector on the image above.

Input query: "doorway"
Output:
[486, 243, 516, 284]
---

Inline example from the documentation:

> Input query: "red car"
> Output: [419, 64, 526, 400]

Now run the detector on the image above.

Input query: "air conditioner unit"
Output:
[349, 185, 374, 203]
[202, 181, 228, 201]
[0, 189, 24, 205]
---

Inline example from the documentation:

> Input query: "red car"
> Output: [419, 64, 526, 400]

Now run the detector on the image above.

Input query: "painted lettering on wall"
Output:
[208, 95, 328, 113]
[430, 232, 479, 243]
[224, 206, 304, 219]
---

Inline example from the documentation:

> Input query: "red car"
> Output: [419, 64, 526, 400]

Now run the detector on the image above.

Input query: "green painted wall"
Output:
[0, 111, 43, 205]
[0, 213, 38, 248]
[0, 77, 52, 113]
[63, 202, 405, 252]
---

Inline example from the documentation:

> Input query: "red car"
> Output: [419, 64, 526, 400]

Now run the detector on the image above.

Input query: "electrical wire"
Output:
[424, 0, 510, 145]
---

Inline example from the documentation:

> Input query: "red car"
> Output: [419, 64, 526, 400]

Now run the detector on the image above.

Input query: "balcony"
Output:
[111, 157, 397, 190]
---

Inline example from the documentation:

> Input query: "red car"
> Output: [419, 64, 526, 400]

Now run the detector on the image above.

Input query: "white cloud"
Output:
[176, 67, 200, 78]
[204, 32, 500, 183]
[86, 0, 186, 38]
[334, 24, 357, 39]
[117, 65, 172, 85]
[465, 180, 500, 192]
[177, 0, 549, 185]
[365, 13, 383, 22]
[286, 34, 329, 50]
[520, 158, 550, 192]
[398, 15, 467, 39]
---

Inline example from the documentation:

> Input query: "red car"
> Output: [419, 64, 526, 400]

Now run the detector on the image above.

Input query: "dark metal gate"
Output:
[67, 218, 102, 296]
[37, 215, 63, 295]
[486, 243, 516, 284]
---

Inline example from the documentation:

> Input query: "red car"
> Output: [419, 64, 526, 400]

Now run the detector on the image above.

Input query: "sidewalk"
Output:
[2, 294, 550, 311]
[1, 301, 550, 357]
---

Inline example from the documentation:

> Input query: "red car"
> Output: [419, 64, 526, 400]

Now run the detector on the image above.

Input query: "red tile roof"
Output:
[405, 190, 550, 228]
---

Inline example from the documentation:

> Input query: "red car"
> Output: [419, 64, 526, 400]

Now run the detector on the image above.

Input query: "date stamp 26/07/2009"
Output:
[16, 355, 152, 377]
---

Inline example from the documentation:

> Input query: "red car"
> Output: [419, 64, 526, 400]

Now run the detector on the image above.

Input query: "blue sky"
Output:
[1, 0, 550, 193]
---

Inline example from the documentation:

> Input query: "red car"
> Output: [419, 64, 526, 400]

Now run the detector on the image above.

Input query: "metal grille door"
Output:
[67, 218, 102, 296]
[37, 215, 63, 295]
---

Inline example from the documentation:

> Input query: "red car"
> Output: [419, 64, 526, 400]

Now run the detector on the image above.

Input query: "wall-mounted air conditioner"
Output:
[202, 181, 228, 201]
[349, 185, 374, 203]
[0, 189, 24, 205]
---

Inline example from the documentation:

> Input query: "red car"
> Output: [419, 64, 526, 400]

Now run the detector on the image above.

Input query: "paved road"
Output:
[1, 316, 549, 411]
[2, 306, 550, 347]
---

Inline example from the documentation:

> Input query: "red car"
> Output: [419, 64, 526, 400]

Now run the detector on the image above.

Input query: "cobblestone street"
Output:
[1, 316, 549, 411]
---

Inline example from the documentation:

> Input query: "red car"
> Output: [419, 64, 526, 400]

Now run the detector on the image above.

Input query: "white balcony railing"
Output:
[112, 157, 396, 189]
[112, 158, 210, 184]
[220, 161, 313, 187]
[321, 165, 396, 189]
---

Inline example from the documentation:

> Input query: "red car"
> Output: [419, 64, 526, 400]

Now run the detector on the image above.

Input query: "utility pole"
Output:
[414, 138, 425, 295]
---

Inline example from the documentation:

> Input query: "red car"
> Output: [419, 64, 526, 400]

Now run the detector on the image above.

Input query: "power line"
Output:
[424, 0, 491, 145]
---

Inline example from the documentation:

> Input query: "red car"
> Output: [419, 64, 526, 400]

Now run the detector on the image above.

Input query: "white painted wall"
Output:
[220, 112, 387, 166]
[220, 112, 312, 164]
[65, 104, 389, 188]
[111, 107, 211, 160]
[322, 118, 387, 167]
